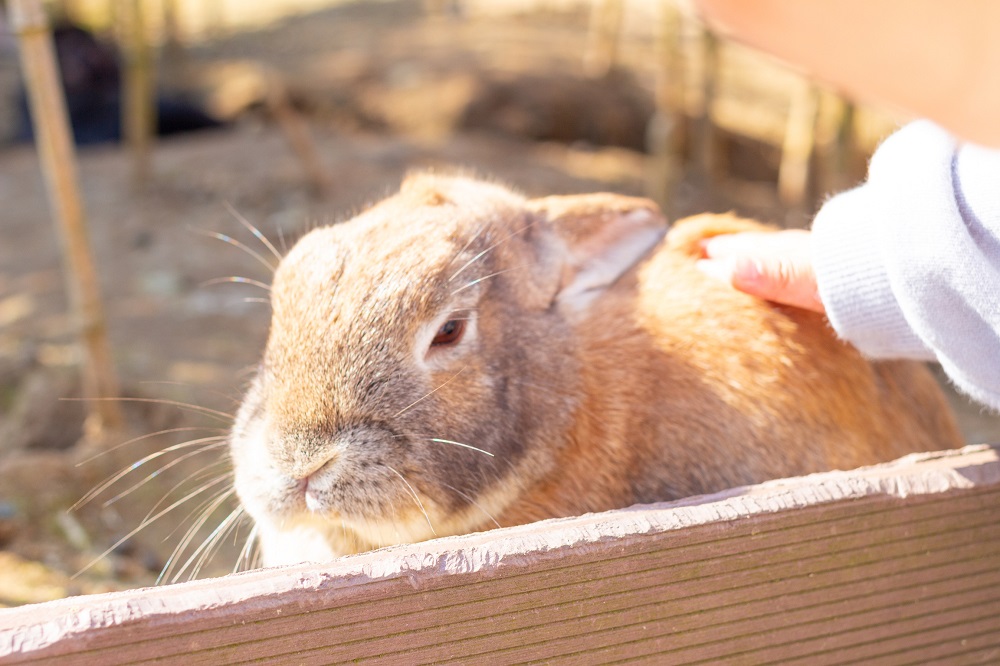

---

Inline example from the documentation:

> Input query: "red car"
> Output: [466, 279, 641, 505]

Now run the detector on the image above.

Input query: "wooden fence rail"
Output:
[2, 444, 999, 664]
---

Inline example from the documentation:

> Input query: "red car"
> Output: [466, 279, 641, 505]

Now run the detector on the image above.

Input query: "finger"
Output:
[728, 255, 825, 313]
[694, 256, 737, 283]
[702, 229, 815, 259]
[699, 232, 775, 259]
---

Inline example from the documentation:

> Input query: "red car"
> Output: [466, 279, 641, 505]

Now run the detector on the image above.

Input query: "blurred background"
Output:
[0, 0, 995, 606]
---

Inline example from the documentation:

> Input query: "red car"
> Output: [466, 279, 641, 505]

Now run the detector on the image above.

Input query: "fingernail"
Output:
[736, 257, 763, 285]
[700, 237, 722, 258]
[695, 258, 733, 284]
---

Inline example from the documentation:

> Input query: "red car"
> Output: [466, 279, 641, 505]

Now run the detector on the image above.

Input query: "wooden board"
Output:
[2, 444, 999, 665]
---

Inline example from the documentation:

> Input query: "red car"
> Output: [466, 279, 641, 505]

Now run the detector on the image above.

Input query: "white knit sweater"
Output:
[811, 121, 1000, 410]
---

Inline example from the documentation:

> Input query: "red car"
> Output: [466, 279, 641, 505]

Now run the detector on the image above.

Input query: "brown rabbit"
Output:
[229, 173, 962, 566]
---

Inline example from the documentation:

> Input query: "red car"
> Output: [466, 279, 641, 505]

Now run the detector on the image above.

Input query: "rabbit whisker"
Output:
[451, 267, 518, 296]
[277, 224, 289, 256]
[448, 219, 540, 282]
[74, 435, 227, 510]
[383, 464, 436, 537]
[200, 276, 272, 292]
[74, 473, 231, 579]
[100, 440, 228, 509]
[359, 511, 380, 550]
[65, 396, 235, 424]
[223, 200, 284, 264]
[393, 364, 469, 418]
[388, 500, 402, 544]
[442, 483, 502, 529]
[428, 438, 495, 458]
[159, 488, 226, 580]
[138, 379, 245, 408]
[188, 505, 245, 581]
[192, 228, 278, 274]
[75, 425, 225, 468]
[234, 521, 260, 574]
[176, 495, 243, 583]
[144, 463, 231, 526]
[159, 487, 238, 584]
[447, 228, 496, 280]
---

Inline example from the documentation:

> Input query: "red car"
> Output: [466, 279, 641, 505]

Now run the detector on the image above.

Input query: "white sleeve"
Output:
[811, 120, 1000, 410]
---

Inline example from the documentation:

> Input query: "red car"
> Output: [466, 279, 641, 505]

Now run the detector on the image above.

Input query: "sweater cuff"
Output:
[811, 186, 935, 360]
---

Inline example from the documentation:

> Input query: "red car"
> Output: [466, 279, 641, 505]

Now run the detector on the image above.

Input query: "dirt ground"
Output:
[0, 0, 996, 607]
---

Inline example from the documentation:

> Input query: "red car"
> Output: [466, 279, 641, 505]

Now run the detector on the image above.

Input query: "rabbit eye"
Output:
[432, 319, 466, 347]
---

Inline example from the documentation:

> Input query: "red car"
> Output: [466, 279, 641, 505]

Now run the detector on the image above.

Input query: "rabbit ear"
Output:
[527, 194, 667, 313]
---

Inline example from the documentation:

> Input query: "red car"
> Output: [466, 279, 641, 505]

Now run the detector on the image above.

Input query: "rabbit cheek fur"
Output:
[230, 173, 962, 568]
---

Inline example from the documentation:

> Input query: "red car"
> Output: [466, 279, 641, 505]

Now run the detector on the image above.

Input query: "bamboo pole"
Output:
[162, 0, 187, 67]
[692, 25, 718, 181]
[583, 0, 624, 78]
[119, 0, 155, 188]
[8, 0, 124, 432]
[265, 71, 334, 197]
[778, 80, 820, 211]
[644, 1, 685, 216]
[817, 92, 858, 195]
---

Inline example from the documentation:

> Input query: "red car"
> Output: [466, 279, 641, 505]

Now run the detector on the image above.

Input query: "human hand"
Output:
[695, 229, 825, 313]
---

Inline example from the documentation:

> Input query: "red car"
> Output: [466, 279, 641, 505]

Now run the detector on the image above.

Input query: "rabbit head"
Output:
[230, 173, 666, 565]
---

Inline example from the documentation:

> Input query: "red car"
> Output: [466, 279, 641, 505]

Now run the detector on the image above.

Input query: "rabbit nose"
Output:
[288, 450, 339, 482]
[297, 456, 336, 485]
[303, 474, 327, 512]
[266, 425, 338, 479]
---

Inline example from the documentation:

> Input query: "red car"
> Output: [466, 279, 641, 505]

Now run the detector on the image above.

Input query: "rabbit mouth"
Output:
[232, 402, 508, 556]
[289, 455, 438, 527]
[275, 462, 444, 550]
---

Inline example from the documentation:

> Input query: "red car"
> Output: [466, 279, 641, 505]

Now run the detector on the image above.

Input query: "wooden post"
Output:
[119, 0, 155, 188]
[202, 0, 225, 39]
[8, 0, 123, 432]
[645, 1, 685, 216]
[583, 0, 624, 78]
[817, 91, 859, 195]
[692, 24, 718, 181]
[778, 80, 820, 212]
[422, 0, 457, 18]
[162, 0, 187, 69]
[264, 71, 334, 197]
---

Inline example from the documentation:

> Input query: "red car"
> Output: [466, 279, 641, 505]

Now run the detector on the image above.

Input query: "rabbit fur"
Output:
[229, 173, 962, 566]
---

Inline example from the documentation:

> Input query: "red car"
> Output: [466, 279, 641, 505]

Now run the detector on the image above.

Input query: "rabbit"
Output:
[229, 172, 963, 567]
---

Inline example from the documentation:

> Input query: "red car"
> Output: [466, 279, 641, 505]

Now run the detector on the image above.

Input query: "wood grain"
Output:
[2, 445, 999, 665]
